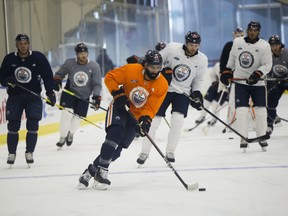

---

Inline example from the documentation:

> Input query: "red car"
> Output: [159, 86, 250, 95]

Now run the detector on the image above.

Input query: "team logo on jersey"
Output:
[239, 51, 254, 69]
[73, 71, 88, 87]
[14, 67, 32, 83]
[273, 65, 288, 77]
[173, 64, 191, 82]
[129, 86, 149, 108]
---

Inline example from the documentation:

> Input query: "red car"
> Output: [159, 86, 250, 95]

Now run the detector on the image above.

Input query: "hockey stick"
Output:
[125, 105, 199, 191]
[62, 88, 107, 111]
[12, 83, 104, 130]
[222, 118, 236, 133]
[232, 77, 288, 82]
[171, 83, 269, 143]
[278, 117, 288, 123]
[163, 117, 171, 128]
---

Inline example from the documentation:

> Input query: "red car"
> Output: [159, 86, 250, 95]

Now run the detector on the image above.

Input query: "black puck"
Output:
[198, 188, 206, 191]
[229, 137, 234, 139]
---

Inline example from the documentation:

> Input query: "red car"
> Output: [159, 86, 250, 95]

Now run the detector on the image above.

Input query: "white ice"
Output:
[0, 95, 288, 216]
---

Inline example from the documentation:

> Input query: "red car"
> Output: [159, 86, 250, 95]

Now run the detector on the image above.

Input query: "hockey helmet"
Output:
[155, 42, 166, 51]
[269, 35, 284, 47]
[247, 20, 261, 31]
[75, 42, 88, 53]
[15, 33, 30, 43]
[185, 31, 201, 44]
[145, 50, 163, 65]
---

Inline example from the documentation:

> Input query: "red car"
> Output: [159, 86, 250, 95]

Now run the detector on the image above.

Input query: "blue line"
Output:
[0, 165, 287, 180]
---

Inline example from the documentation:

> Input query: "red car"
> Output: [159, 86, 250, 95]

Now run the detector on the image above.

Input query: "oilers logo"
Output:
[173, 64, 191, 82]
[239, 51, 254, 69]
[14, 67, 32, 83]
[129, 86, 149, 108]
[73, 71, 88, 87]
[273, 65, 288, 78]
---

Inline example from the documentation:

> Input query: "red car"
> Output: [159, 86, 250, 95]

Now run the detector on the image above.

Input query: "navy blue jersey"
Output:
[0, 51, 54, 95]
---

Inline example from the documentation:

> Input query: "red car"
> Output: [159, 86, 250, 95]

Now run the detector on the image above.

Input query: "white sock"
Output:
[166, 112, 184, 154]
[236, 107, 249, 138]
[60, 109, 73, 138]
[69, 115, 81, 135]
[253, 107, 267, 137]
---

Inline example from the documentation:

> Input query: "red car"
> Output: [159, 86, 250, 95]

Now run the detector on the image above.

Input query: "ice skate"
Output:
[77, 168, 93, 190]
[56, 137, 66, 150]
[7, 154, 16, 168]
[274, 116, 281, 124]
[93, 166, 111, 190]
[195, 116, 205, 124]
[25, 152, 34, 168]
[166, 152, 175, 163]
[240, 140, 248, 153]
[207, 118, 217, 126]
[259, 141, 268, 152]
[136, 153, 149, 167]
[266, 126, 273, 136]
[66, 131, 73, 146]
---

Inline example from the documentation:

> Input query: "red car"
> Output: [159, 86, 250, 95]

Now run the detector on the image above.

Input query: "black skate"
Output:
[240, 140, 248, 153]
[195, 116, 205, 124]
[66, 131, 73, 146]
[259, 141, 268, 152]
[7, 154, 16, 168]
[207, 118, 217, 126]
[136, 153, 149, 166]
[166, 152, 175, 163]
[25, 152, 34, 167]
[92, 167, 111, 190]
[56, 137, 66, 149]
[77, 169, 93, 189]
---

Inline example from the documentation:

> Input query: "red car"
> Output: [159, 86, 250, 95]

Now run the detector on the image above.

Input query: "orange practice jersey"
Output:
[105, 63, 168, 120]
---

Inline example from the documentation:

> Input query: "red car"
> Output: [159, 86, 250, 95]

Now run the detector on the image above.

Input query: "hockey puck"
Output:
[229, 137, 234, 139]
[198, 188, 206, 191]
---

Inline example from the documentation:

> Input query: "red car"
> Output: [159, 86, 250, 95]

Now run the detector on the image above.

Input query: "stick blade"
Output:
[246, 134, 270, 143]
[186, 182, 199, 191]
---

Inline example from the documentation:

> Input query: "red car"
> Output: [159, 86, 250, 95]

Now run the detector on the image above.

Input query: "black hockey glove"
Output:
[46, 91, 56, 107]
[246, 70, 263, 85]
[5, 76, 17, 88]
[53, 76, 62, 91]
[126, 55, 139, 64]
[111, 88, 128, 110]
[161, 67, 173, 85]
[91, 95, 101, 110]
[136, 115, 152, 137]
[220, 70, 233, 86]
[190, 90, 203, 111]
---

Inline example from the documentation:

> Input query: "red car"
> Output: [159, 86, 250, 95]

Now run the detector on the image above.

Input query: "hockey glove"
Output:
[53, 76, 62, 91]
[5, 76, 17, 88]
[126, 55, 139, 64]
[246, 70, 263, 85]
[91, 95, 101, 110]
[111, 88, 128, 110]
[190, 90, 203, 111]
[161, 67, 173, 85]
[46, 91, 56, 107]
[220, 70, 233, 86]
[136, 115, 152, 137]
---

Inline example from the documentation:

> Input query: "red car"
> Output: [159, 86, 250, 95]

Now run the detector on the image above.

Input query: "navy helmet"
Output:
[75, 42, 88, 53]
[247, 20, 261, 31]
[185, 31, 201, 44]
[15, 33, 30, 43]
[145, 50, 162, 65]
[269, 35, 284, 47]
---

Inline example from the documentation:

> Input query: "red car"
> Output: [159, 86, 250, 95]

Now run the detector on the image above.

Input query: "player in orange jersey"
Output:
[77, 50, 168, 190]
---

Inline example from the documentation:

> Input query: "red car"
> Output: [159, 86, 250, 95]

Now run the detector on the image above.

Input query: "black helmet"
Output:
[74, 42, 88, 53]
[269, 35, 283, 46]
[145, 50, 162, 65]
[15, 33, 30, 42]
[234, 27, 244, 34]
[155, 42, 166, 51]
[247, 20, 261, 31]
[185, 31, 201, 44]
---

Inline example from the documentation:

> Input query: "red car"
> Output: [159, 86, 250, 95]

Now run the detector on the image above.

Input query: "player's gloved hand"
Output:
[53, 76, 62, 91]
[190, 90, 203, 111]
[6, 76, 17, 87]
[161, 67, 173, 85]
[155, 42, 166, 51]
[46, 91, 56, 107]
[220, 69, 233, 86]
[136, 115, 152, 137]
[111, 88, 128, 110]
[211, 81, 219, 86]
[126, 55, 139, 64]
[246, 70, 263, 85]
[91, 95, 101, 110]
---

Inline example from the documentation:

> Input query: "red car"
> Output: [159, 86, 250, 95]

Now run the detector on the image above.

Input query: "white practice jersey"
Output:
[160, 42, 208, 95]
[227, 37, 272, 86]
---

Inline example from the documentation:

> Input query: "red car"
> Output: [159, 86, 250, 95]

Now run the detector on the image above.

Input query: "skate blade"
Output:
[27, 164, 32, 168]
[76, 182, 88, 190]
[92, 181, 108, 190]
[242, 148, 247, 153]
[261, 147, 267, 152]
[202, 126, 209, 136]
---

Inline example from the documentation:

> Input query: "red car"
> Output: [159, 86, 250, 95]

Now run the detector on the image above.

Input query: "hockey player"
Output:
[220, 21, 272, 152]
[219, 27, 245, 127]
[194, 62, 228, 126]
[137, 31, 208, 164]
[77, 50, 168, 190]
[0, 33, 56, 166]
[266, 35, 288, 135]
[53, 42, 102, 149]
